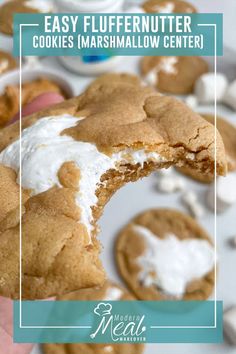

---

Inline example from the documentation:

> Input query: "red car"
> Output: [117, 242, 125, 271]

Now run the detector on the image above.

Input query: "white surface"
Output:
[28, 52, 236, 354]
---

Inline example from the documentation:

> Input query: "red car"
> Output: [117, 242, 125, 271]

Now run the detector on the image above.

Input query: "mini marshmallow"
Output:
[23, 56, 41, 68]
[144, 69, 157, 87]
[195, 73, 228, 103]
[224, 306, 236, 345]
[157, 175, 185, 193]
[182, 191, 204, 219]
[185, 95, 198, 110]
[206, 174, 236, 213]
[223, 80, 236, 111]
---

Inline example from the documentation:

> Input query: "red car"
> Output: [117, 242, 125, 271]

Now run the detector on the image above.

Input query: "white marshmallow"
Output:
[185, 95, 198, 110]
[224, 307, 236, 345]
[223, 80, 236, 111]
[134, 225, 215, 298]
[182, 191, 204, 219]
[195, 73, 228, 103]
[23, 56, 41, 69]
[206, 174, 236, 213]
[144, 69, 157, 87]
[157, 175, 185, 193]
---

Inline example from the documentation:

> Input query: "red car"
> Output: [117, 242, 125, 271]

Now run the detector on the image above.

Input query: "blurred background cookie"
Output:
[43, 280, 145, 354]
[141, 56, 208, 94]
[142, 0, 197, 14]
[0, 0, 53, 36]
[0, 50, 17, 76]
[0, 77, 68, 127]
[116, 208, 215, 300]
[177, 114, 236, 183]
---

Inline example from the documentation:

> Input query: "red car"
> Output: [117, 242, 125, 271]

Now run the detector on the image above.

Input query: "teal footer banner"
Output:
[14, 300, 223, 343]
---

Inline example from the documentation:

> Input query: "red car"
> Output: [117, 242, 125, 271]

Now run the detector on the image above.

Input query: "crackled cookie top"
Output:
[0, 81, 226, 300]
[142, 0, 197, 14]
[116, 208, 215, 300]
[0, 50, 17, 76]
[43, 281, 144, 354]
[87, 73, 142, 90]
[141, 56, 208, 94]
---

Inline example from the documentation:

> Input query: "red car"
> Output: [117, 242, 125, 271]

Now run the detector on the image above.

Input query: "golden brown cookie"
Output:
[0, 77, 67, 127]
[0, 50, 17, 76]
[177, 114, 236, 183]
[43, 281, 145, 354]
[0, 0, 40, 36]
[87, 73, 142, 90]
[116, 208, 215, 301]
[142, 0, 197, 13]
[141, 56, 208, 94]
[0, 81, 226, 300]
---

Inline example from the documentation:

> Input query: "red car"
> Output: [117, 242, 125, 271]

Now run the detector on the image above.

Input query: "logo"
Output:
[90, 302, 146, 342]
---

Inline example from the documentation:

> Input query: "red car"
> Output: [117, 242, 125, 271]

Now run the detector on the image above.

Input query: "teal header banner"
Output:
[14, 300, 223, 343]
[13, 13, 223, 57]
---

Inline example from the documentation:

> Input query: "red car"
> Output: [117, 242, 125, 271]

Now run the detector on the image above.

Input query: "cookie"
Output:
[87, 73, 142, 90]
[141, 56, 208, 94]
[116, 208, 215, 300]
[0, 0, 39, 36]
[43, 281, 144, 354]
[0, 50, 17, 76]
[177, 114, 236, 183]
[0, 0, 52, 36]
[142, 0, 197, 14]
[0, 80, 226, 299]
[0, 77, 67, 127]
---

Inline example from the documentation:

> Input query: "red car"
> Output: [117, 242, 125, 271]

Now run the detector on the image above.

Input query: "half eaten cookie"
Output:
[0, 81, 226, 299]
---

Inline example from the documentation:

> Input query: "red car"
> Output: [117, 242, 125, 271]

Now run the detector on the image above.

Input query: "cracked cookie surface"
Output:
[0, 80, 226, 299]
[116, 208, 215, 300]
[178, 114, 236, 183]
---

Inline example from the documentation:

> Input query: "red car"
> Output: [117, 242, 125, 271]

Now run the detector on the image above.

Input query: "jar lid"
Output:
[55, 0, 124, 12]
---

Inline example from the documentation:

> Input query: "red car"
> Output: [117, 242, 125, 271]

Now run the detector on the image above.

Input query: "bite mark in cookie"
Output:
[0, 81, 226, 299]
[116, 209, 215, 300]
